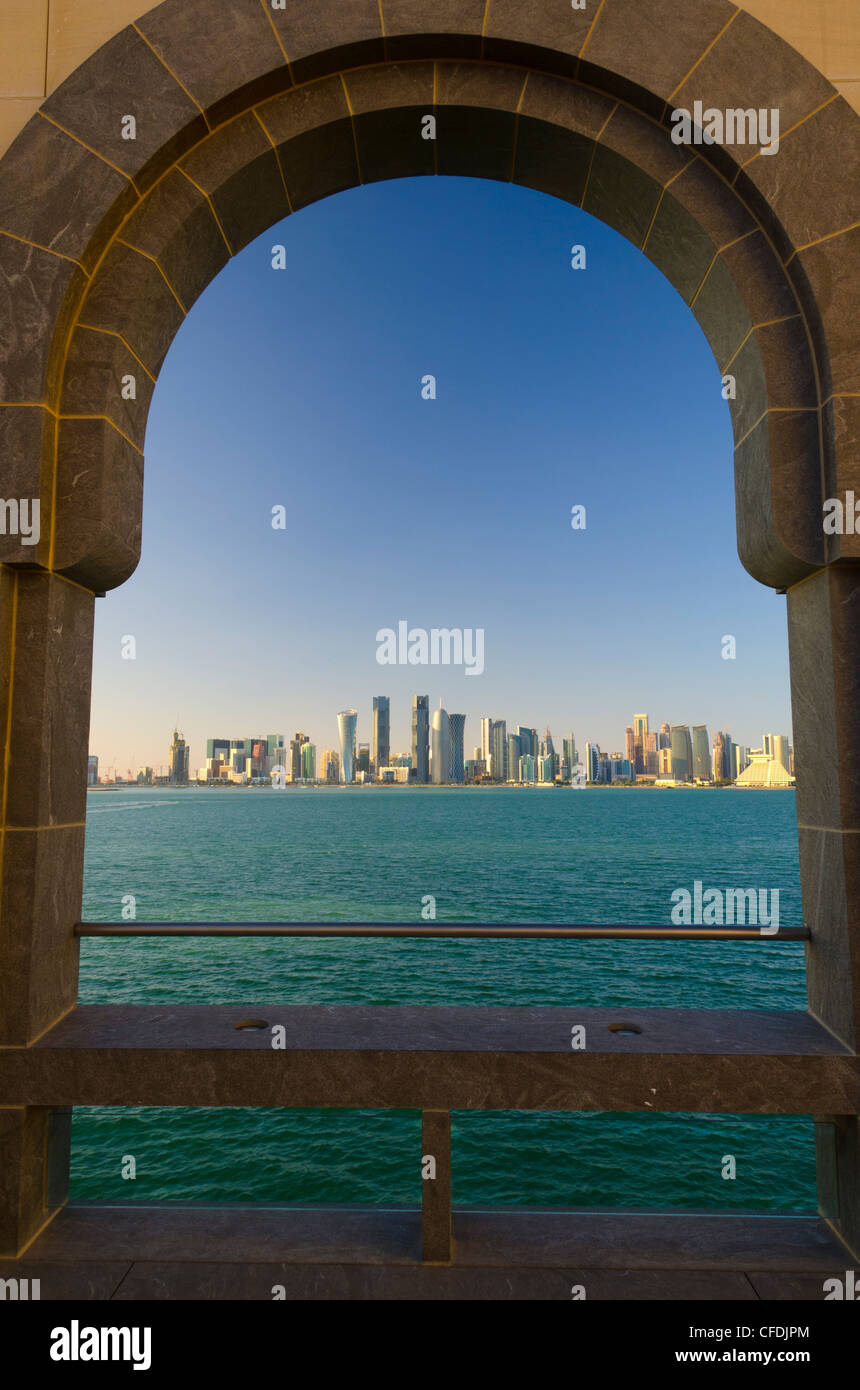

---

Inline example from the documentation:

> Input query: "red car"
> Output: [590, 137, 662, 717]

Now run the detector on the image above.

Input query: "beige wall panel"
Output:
[741, 0, 860, 78]
[0, 1, 48, 98]
[0, 99, 44, 157]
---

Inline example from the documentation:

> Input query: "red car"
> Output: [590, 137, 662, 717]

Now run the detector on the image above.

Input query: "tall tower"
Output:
[372, 696, 390, 776]
[491, 719, 508, 781]
[337, 710, 358, 783]
[431, 705, 451, 785]
[633, 713, 648, 773]
[480, 716, 493, 763]
[773, 734, 790, 771]
[670, 725, 693, 782]
[169, 729, 189, 784]
[412, 695, 429, 783]
[691, 725, 711, 781]
[448, 713, 466, 783]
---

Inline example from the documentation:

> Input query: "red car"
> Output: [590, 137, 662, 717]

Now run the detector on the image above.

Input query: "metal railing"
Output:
[76, 921, 809, 940]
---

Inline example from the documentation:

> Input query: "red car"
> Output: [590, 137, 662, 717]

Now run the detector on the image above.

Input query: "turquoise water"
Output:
[73, 785, 815, 1209]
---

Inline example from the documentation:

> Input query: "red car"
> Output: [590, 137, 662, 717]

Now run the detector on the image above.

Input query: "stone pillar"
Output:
[788, 563, 860, 1256]
[0, 568, 93, 1253]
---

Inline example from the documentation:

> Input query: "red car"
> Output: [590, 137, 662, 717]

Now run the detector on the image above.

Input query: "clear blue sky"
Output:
[89, 175, 792, 777]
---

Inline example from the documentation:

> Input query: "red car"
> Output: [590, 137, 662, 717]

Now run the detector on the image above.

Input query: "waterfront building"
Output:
[320, 749, 340, 783]
[625, 726, 635, 764]
[670, 725, 693, 783]
[736, 751, 794, 787]
[584, 742, 600, 783]
[430, 706, 451, 784]
[713, 729, 733, 782]
[372, 696, 390, 776]
[773, 734, 790, 772]
[731, 743, 747, 780]
[448, 713, 466, 783]
[644, 731, 659, 775]
[562, 734, 576, 780]
[412, 695, 430, 783]
[289, 732, 309, 782]
[659, 722, 671, 749]
[658, 747, 673, 776]
[537, 755, 554, 782]
[136, 765, 153, 785]
[691, 725, 711, 782]
[633, 713, 648, 772]
[87, 754, 99, 785]
[337, 710, 358, 783]
[357, 743, 371, 775]
[518, 754, 536, 783]
[379, 765, 410, 783]
[169, 729, 189, 784]
[301, 742, 317, 781]
[507, 733, 522, 781]
[763, 733, 774, 757]
[491, 719, 507, 782]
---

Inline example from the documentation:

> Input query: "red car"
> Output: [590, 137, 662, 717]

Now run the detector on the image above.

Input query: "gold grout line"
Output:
[740, 93, 840, 169]
[515, 71, 529, 115]
[797, 824, 860, 834]
[665, 8, 740, 103]
[0, 401, 57, 414]
[786, 219, 860, 263]
[252, 108, 294, 214]
[59, 415, 144, 456]
[721, 313, 801, 373]
[507, 74, 530, 182]
[0, 227, 89, 274]
[114, 237, 188, 314]
[717, 227, 758, 254]
[50, 570, 97, 597]
[257, 0, 294, 82]
[5, 821, 87, 832]
[377, 0, 386, 39]
[662, 154, 696, 190]
[732, 405, 817, 451]
[578, 0, 608, 60]
[75, 324, 157, 383]
[131, 22, 211, 130]
[689, 250, 719, 307]
[480, 0, 492, 58]
[579, 101, 618, 209]
[821, 392, 860, 406]
[47, 397, 59, 569]
[176, 166, 234, 256]
[340, 73, 365, 184]
[640, 188, 665, 253]
[37, 109, 135, 185]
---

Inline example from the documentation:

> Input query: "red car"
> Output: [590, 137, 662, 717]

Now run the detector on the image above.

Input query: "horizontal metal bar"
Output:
[75, 922, 809, 941]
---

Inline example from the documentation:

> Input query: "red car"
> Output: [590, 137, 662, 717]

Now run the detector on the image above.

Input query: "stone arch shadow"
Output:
[0, 0, 857, 1264]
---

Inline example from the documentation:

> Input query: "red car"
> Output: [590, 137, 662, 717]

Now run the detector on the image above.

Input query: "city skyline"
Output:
[88, 700, 792, 788]
[87, 178, 794, 770]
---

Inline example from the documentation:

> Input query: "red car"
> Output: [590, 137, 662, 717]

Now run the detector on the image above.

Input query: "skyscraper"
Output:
[372, 696, 390, 777]
[585, 742, 600, 782]
[169, 729, 189, 784]
[562, 734, 576, 780]
[301, 742, 316, 780]
[337, 709, 358, 783]
[691, 725, 711, 781]
[633, 713, 648, 773]
[670, 725, 693, 782]
[431, 705, 451, 785]
[507, 733, 522, 781]
[491, 719, 507, 781]
[625, 726, 635, 764]
[412, 695, 429, 783]
[289, 731, 309, 782]
[713, 729, 733, 782]
[773, 734, 790, 771]
[87, 754, 99, 786]
[480, 717, 493, 764]
[320, 749, 340, 783]
[448, 713, 466, 783]
[659, 722, 671, 749]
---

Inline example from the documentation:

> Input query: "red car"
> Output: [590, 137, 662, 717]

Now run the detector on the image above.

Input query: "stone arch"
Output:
[0, 0, 858, 1263]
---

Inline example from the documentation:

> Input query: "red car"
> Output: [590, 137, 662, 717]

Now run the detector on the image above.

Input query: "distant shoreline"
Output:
[87, 781, 794, 792]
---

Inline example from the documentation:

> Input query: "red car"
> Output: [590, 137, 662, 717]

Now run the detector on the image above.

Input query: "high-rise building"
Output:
[289, 731, 309, 782]
[763, 733, 774, 758]
[658, 747, 673, 776]
[585, 742, 600, 783]
[491, 719, 507, 782]
[301, 742, 317, 780]
[320, 749, 340, 783]
[412, 695, 430, 783]
[625, 726, 635, 764]
[633, 713, 648, 773]
[713, 729, 733, 782]
[670, 725, 693, 783]
[659, 722, 671, 749]
[357, 743, 370, 775]
[480, 717, 493, 764]
[337, 710, 358, 783]
[430, 705, 451, 784]
[773, 734, 790, 772]
[87, 754, 99, 786]
[562, 734, 576, 780]
[507, 733, 522, 781]
[691, 725, 711, 781]
[644, 731, 659, 775]
[448, 713, 466, 783]
[371, 696, 390, 776]
[136, 766, 153, 785]
[169, 729, 189, 784]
